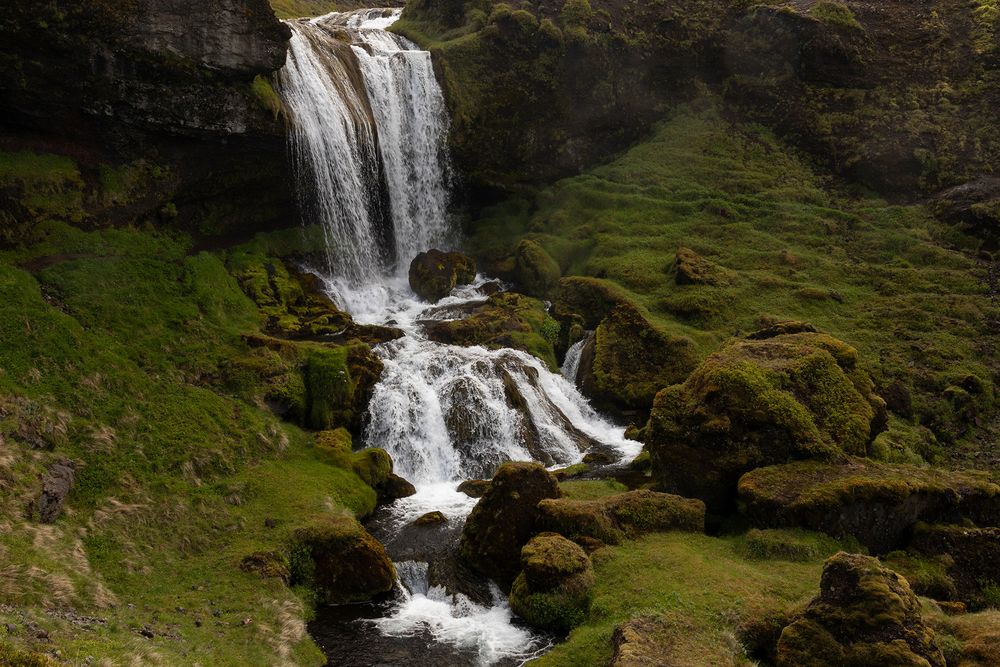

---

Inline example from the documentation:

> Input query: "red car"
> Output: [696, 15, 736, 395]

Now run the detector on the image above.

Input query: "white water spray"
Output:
[277, 11, 639, 665]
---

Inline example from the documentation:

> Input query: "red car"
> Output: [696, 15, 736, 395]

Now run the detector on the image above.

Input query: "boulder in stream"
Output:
[459, 461, 562, 587]
[408, 249, 476, 302]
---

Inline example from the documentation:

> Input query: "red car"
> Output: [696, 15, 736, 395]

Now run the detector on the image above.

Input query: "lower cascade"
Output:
[277, 9, 638, 665]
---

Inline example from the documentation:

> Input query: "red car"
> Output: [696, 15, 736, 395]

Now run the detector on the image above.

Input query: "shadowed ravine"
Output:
[277, 9, 639, 665]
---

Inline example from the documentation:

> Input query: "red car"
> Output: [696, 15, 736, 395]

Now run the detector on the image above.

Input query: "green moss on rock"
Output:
[509, 533, 594, 632]
[408, 248, 477, 302]
[513, 239, 561, 298]
[459, 461, 562, 587]
[578, 302, 698, 414]
[776, 552, 946, 667]
[537, 489, 705, 546]
[289, 514, 395, 604]
[648, 331, 887, 517]
[739, 459, 1000, 553]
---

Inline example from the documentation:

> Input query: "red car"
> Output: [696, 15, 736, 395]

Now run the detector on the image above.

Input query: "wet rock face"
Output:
[408, 249, 477, 302]
[647, 331, 887, 518]
[129, 0, 290, 77]
[738, 459, 1000, 554]
[459, 461, 562, 588]
[38, 459, 75, 523]
[509, 533, 594, 632]
[291, 515, 395, 605]
[776, 552, 946, 667]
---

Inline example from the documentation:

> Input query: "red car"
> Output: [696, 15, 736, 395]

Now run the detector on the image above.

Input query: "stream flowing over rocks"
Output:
[277, 8, 639, 665]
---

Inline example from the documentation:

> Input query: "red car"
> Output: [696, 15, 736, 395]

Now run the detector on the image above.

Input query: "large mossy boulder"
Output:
[553, 276, 634, 329]
[738, 459, 1000, 553]
[647, 331, 887, 517]
[776, 552, 945, 667]
[909, 523, 1000, 610]
[303, 343, 384, 432]
[512, 239, 561, 298]
[459, 461, 562, 587]
[408, 249, 477, 302]
[289, 515, 395, 604]
[423, 291, 559, 369]
[672, 247, 734, 286]
[577, 303, 698, 415]
[509, 533, 594, 632]
[536, 490, 705, 546]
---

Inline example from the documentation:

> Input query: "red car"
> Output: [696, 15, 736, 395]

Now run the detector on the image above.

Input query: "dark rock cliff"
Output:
[0, 0, 294, 240]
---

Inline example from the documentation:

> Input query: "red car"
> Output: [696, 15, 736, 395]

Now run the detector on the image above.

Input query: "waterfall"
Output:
[277, 11, 639, 665]
[277, 8, 451, 283]
[561, 333, 592, 385]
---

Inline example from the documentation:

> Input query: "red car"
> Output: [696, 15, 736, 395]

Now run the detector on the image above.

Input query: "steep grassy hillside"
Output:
[0, 153, 382, 665]
[469, 104, 999, 464]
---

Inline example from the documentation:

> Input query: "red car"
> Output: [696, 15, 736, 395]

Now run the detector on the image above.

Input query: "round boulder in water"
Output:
[408, 249, 477, 302]
[459, 461, 562, 587]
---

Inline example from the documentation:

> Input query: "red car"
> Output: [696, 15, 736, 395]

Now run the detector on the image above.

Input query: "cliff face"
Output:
[0, 0, 294, 240]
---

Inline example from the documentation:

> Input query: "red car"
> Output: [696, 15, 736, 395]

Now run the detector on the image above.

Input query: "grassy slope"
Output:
[534, 530, 834, 666]
[470, 104, 998, 462]
[0, 152, 377, 664]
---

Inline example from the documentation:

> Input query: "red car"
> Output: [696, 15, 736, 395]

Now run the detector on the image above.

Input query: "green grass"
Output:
[0, 220, 377, 664]
[469, 104, 997, 459]
[560, 479, 628, 500]
[531, 530, 840, 665]
[268, 0, 341, 19]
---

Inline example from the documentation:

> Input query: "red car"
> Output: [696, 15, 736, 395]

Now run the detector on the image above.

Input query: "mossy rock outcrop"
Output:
[459, 461, 562, 587]
[512, 239, 561, 298]
[303, 343, 384, 432]
[408, 249, 477, 302]
[577, 302, 698, 415]
[647, 331, 887, 517]
[315, 430, 414, 503]
[908, 523, 1000, 610]
[930, 177, 1000, 250]
[553, 276, 635, 330]
[509, 533, 594, 632]
[739, 459, 1000, 553]
[776, 552, 945, 667]
[289, 515, 395, 604]
[536, 490, 705, 546]
[672, 247, 734, 286]
[423, 291, 560, 369]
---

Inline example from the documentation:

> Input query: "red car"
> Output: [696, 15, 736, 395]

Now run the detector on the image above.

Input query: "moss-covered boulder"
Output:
[457, 479, 491, 498]
[776, 552, 945, 667]
[414, 511, 448, 526]
[537, 490, 705, 546]
[315, 430, 414, 503]
[738, 460, 1000, 553]
[351, 448, 393, 488]
[553, 276, 634, 329]
[647, 331, 887, 516]
[512, 239, 561, 298]
[672, 247, 734, 286]
[423, 291, 560, 369]
[289, 515, 395, 604]
[459, 461, 562, 587]
[408, 249, 477, 302]
[577, 302, 698, 415]
[908, 523, 1000, 610]
[509, 533, 594, 632]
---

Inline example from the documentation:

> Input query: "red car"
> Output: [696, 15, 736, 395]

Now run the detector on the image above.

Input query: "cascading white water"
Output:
[278, 8, 451, 283]
[277, 11, 640, 666]
[560, 333, 591, 385]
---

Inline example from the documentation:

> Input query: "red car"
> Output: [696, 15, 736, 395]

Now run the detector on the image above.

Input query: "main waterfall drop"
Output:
[278, 9, 452, 283]
[276, 10, 639, 666]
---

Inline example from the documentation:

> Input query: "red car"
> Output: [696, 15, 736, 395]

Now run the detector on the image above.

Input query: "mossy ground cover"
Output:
[0, 205, 375, 663]
[531, 530, 839, 666]
[469, 103, 998, 462]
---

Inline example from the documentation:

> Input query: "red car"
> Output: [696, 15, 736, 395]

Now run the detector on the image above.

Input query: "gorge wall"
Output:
[0, 0, 294, 241]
